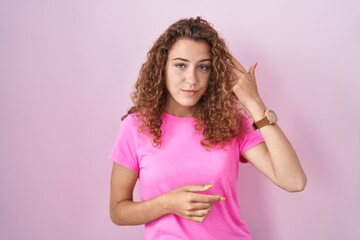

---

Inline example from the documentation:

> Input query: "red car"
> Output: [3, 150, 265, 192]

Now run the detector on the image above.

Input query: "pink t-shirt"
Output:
[108, 113, 264, 240]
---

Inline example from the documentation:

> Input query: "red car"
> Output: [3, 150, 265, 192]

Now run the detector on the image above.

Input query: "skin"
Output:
[164, 39, 211, 117]
[109, 39, 307, 226]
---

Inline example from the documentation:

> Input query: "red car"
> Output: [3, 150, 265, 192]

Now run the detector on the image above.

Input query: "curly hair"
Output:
[123, 16, 244, 148]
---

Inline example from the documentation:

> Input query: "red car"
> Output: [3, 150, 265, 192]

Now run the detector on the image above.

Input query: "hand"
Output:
[160, 184, 225, 222]
[230, 56, 265, 111]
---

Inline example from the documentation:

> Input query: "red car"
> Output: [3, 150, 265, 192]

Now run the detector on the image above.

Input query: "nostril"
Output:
[185, 82, 193, 88]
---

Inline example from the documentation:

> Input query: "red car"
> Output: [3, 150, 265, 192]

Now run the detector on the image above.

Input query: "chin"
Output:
[178, 100, 199, 107]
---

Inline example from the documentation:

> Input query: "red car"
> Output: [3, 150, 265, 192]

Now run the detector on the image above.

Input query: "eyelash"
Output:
[199, 65, 209, 71]
[175, 63, 186, 69]
[174, 64, 210, 71]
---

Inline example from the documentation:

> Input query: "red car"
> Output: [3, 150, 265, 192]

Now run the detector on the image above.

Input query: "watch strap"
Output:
[252, 116, 270, 130]
[252, 109, 278, 130]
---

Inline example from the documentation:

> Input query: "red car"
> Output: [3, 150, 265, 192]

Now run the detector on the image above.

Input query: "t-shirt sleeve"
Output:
[238, 115, 265, 163]
[108, 115, 140, 172]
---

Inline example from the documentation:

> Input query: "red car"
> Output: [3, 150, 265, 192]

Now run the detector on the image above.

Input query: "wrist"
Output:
[245, 100, 267, 121]
[252, 109, 279, 130]
[155, 193, 172, 216]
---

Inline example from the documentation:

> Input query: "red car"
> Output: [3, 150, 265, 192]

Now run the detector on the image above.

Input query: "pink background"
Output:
[1, 0, 359, 239]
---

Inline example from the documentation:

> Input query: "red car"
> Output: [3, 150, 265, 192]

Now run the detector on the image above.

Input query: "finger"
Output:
[230, 55, 247, 74]
[248, 63, 255, 82]
[248, 63, 257, 79]
[191, 193, 226, 203]
[188, 207, 213, 222]
[187, 209, 210, 218]
[232, 66, 247, 79]
[189, 216, 207, 223]
[187, 202, 213, 211]
[182, 184, 213, 193]
[248, 63, 259, 92]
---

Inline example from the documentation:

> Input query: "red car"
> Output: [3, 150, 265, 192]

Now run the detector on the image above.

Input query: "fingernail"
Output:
[204, 184, 213, 189]
[254, 63, 258, 70]
[214, 194, 226, 201]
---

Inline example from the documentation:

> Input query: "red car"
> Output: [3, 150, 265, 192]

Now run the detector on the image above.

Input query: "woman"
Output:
[108, 16, 307, 239]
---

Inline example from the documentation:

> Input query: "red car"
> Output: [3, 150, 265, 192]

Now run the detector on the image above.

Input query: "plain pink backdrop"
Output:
[1, 0, 359, 239]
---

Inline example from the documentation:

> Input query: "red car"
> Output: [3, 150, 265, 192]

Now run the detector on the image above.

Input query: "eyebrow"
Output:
[171, 57, 212, 62]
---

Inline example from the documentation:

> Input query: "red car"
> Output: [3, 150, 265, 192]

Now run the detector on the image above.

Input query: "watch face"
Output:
[267, 110, 278, 123]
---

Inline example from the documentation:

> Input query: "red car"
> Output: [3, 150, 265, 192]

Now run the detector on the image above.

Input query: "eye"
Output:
[198, 65, 210, 71]
[175, 63, 186, 69]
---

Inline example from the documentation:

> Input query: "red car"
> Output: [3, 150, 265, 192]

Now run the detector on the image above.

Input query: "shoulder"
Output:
[117, 113, 144, 139]
[122, 113, 142, 127]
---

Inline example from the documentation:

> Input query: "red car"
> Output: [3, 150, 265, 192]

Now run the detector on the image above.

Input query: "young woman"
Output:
[108, 16, 307, 239]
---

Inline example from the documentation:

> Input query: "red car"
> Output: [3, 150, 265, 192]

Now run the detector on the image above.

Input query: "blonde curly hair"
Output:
[123, 16, 244, 148]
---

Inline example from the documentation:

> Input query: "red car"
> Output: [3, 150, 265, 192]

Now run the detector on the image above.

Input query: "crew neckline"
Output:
[162, 112, 195, 119]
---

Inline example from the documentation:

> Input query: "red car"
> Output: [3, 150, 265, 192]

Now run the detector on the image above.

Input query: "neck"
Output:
[164, 103, 196, 117]
[164, 108, 195, 117]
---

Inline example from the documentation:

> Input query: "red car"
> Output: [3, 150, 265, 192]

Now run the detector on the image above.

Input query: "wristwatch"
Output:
[252, 109, 278, 130]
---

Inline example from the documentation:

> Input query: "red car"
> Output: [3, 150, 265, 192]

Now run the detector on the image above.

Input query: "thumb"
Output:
[182, 184, 213, 193]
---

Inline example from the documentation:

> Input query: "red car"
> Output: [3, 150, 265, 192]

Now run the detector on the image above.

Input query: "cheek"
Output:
[165, 76, 177, 93]
[165, 69, 173, 88]
[202, 75, 210, 88]
[200, 76, 211, 94]
[166, 71, 183, 87]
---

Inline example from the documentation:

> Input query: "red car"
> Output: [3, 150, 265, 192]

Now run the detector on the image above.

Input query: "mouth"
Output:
[182, 89, 197, 92]
[181, 89, 198, 95]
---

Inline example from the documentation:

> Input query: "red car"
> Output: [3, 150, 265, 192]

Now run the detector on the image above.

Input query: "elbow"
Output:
[279, 174, 307, 193]
[285, 181, 306, 193]
[110, 212, 129, 226]
[288, 176, 307, 193]
[110, 211, 123, 226]
[110, 200, 143, 226]
[110, 205, 128, 226]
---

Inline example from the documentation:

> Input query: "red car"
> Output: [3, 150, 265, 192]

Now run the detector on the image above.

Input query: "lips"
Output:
[181, 89, 198, 95]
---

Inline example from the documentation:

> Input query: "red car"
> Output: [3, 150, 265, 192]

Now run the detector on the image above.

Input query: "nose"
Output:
[185, 68, 197, 86]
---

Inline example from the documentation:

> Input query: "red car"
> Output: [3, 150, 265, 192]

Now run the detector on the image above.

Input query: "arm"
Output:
[243, 121, 307, 192]
[109, 162, 224, 225]
[109, 162, 167, 225]
[231, 58, 307, 192]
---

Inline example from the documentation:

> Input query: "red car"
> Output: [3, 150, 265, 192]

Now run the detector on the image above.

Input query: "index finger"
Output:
[230, 55, 247, 74]
[191, 193, 226, 203]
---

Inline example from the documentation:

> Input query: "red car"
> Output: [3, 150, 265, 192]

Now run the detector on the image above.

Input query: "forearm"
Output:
[248, 101, 307, 191]
[259, 124, 307, 191]
[110, 196, 168, 226]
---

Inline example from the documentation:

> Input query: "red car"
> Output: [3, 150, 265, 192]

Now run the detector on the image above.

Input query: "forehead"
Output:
[168, 39, 211, 60]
